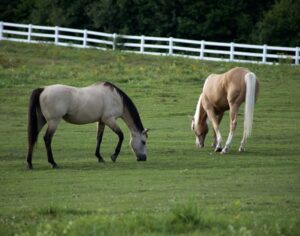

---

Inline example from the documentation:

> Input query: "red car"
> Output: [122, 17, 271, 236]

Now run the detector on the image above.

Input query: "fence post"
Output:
[0, 22, 3, 40]
[27, 24, 32, 42]
[140, 35, 145, 53]
[262, 44, 267, 63]
[230, 42, 234, 61]
[295, 47, 299, 65]
[169, 37, 173, 55]
[112, 33, 117, 50]
[200, 40, 205, 59]
[83, 29, 87, 47]
[54, 26, 59, 45]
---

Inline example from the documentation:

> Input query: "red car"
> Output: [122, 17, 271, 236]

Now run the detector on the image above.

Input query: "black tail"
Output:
[27, 88, 45, 169]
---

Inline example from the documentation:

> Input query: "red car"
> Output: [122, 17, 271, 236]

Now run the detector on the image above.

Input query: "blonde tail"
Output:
[243, 72, 256, 140]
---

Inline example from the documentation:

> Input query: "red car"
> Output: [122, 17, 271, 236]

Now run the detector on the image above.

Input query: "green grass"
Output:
[0, 41, 299, 235]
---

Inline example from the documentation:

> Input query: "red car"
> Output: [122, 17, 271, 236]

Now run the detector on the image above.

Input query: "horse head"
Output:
[191, 117, 208, 148]
[191, 93, 209, 148]
[130, 129, 149, 161]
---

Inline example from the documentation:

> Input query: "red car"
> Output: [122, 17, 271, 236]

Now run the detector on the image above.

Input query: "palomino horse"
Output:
[191, 67, 259, 154]
[27, 82, 149, 169]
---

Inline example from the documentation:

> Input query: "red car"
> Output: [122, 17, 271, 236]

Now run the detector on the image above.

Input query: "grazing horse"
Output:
[191, 67, 259, 154]
[27, 82, 149, 169]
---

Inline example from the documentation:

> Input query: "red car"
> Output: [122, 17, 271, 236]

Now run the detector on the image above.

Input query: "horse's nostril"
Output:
[137, 155, 147, 161]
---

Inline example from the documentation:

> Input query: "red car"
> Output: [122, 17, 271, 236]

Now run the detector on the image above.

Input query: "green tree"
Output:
[176, 0, 274, 42]
[0, 0, 36, 23]
[254, 0, 300, 46]
[28, 0, 93, 28]
[2, 0, 298, 46]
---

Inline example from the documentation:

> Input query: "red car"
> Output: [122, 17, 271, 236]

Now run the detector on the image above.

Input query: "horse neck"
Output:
[194, 96, 207, 130]
[198, 111, 208, 130]
[122, 108, 142, 136]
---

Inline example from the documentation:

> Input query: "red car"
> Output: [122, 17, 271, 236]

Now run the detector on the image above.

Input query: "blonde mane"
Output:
[194, 93, 202, 126]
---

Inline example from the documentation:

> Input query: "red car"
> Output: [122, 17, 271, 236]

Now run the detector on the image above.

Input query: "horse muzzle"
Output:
[137, 155, 147, 161]
[196, 136, 205, 148]
[196, 142, 204, 148]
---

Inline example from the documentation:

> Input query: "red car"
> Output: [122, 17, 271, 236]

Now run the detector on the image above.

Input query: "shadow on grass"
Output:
[11, 144, 298, 173]
[37, 206, 96, 217]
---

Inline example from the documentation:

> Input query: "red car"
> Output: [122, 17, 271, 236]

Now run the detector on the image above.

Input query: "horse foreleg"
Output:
[44, 120, 59, 169]
[222, 105, 238, 154]
[212, 113, 224, 148]
[206, 109, 223, 152]
[105, 119, 124, 162]
[95, 121, 105, 162]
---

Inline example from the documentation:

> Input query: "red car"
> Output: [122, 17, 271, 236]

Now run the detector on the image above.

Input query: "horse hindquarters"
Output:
[27, 88, 46, 169]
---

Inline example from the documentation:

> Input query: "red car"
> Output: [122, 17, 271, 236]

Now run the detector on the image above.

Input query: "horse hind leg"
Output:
[239, 135, 247, 152]
[222, 104, 239, 154]
[44, 120, 60, 169]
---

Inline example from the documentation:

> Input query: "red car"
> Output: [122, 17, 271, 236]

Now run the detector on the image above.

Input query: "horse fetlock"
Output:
[95, 152, 105, 162]
[111, 154, 118, 162]
[221, 147, 229, 154]
[27, 163, 33, 170]
[52, 163, 59, 169]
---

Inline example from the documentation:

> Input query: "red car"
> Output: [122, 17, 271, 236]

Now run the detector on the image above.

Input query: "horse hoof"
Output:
[238, 147, 245, 152]
[111, 154, 117, 162]
[215, 147, 222, 152]
[98, 158, 105, 163]
[221, 149, 228, 154]
[27, 164, 33, 170]
[52, 164, 59, 169]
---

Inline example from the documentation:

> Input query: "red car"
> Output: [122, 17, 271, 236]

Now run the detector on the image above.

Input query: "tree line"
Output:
[1, 0, 299, 46]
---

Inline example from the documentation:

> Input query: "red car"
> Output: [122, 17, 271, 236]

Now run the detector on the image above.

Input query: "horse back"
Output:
[203, 67, 250, 110]
[39, 83, 123, 124]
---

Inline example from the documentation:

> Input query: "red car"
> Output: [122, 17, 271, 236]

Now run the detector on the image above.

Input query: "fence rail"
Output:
[0, 21, 299, 65]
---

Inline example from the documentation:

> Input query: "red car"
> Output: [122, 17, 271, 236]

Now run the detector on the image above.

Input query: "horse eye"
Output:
[141, 141, 146, 145]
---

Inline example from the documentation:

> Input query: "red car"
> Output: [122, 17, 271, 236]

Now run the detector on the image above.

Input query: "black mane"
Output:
[104, 82, 145, 132]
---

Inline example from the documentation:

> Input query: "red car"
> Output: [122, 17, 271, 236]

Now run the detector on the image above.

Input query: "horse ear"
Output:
[143, 128, 150, 135]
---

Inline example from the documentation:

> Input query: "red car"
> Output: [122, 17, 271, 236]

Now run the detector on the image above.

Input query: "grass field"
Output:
[0, 41, 299, 235]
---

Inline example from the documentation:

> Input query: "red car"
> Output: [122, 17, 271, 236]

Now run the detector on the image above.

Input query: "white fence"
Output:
[0, 21, 299, 65]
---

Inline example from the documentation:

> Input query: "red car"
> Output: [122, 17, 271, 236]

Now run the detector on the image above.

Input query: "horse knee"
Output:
[231, 119, 237, 130]
[233, 119, 237, 126]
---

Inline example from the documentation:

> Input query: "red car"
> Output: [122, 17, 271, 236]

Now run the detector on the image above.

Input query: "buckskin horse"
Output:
[27, 81, 149, 169]
[191, 67, 259, 154]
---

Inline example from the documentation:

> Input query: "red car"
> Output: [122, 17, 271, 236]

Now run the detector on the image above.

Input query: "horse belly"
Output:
[207, 96, 229, 112]
[63, 113, 100, 124]
[63, 103, 103, 124]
